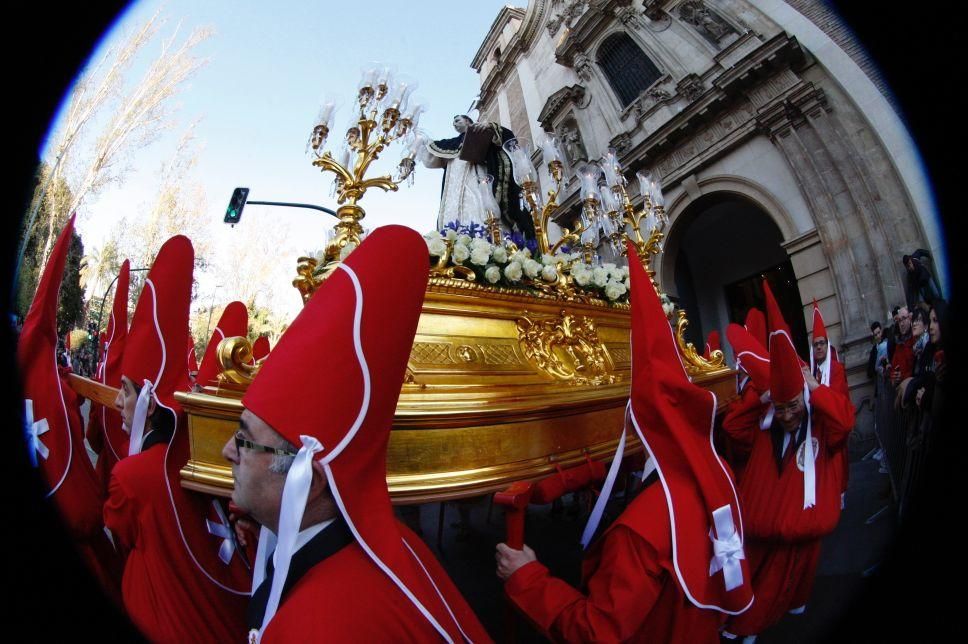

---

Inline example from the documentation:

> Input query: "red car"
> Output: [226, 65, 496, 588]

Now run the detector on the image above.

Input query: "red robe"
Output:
[722, 383, 769, 477]
[890, 335, 915, 381]
[104, 442, 250, 643]
[824, 358, 851, 496]
[504, 482, 723, 643]
[723, 385, 854, 635]
[259, 522, 491, 643]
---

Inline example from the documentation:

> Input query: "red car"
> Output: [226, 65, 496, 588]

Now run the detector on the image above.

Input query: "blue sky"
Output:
[45, 0, 517, 317]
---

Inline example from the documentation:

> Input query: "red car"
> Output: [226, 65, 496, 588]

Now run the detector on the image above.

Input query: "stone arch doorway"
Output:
[660, 191, 809, 357]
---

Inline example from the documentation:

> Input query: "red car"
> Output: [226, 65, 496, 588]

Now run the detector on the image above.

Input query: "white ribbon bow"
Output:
[206, 500, 237, 565]
[256, 435, 323, 643]
[580, 418, 627, 550]
[708, 505, 745, 591]
[251, 525, 277, 595]
[25, 400, 50, 464]
[127, 379, 154, 456]
[801, 384, 816, 509]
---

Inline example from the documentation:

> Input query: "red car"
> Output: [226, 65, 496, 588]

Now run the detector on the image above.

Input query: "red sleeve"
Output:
[504, 526, 664, 642]
[809, 385, 855, 450]
[86, 403, 104, 452]
[831, 361, 850, 399]
[891, 344, 914, 380]
[103, 471, 138, 555]
[721, 386, 762, 455]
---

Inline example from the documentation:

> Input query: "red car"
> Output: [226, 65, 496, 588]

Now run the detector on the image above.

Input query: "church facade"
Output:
[469, 0, 942, 402]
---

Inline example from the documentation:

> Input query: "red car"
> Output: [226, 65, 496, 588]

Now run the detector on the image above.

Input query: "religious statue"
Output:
[677, 0, 736, 45]
[558, 122, 588, 165]
[419, 115, 535, 239]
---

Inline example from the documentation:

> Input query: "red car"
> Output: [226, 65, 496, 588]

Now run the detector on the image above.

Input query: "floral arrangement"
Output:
[423, 222, 631, 303]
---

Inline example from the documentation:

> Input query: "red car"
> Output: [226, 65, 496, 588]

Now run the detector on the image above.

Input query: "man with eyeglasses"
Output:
[888, 306, 915, 386]
[722, 326, 855, 641]
[221, 226, 489, 643]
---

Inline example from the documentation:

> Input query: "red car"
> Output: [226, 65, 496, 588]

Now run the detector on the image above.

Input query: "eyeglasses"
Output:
[234, 431, 297, 456]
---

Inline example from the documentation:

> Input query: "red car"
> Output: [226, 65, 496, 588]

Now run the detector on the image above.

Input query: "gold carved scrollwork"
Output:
[216, 336, 264, 385]
[516, 310, 619, 386]
[293, 256, 320, 305]
[674, 310, 730, 377]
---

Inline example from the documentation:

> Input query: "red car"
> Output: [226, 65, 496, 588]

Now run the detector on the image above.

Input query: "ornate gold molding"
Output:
[216, 336, 263, 385]
[674, 309, 730, 376]
[516, 310, 619, 385]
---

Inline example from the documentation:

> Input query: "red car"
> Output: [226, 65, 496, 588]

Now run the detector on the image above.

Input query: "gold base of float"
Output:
[175, 278, 735, 504]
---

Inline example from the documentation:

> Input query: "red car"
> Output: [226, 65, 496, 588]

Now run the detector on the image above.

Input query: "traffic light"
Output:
[225, 187, 250, 224]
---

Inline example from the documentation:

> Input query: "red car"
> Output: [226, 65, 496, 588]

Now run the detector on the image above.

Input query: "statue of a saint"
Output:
[419, 115, 535, 239]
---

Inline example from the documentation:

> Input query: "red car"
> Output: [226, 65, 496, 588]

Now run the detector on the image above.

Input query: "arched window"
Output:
[597, 33, 662, 107]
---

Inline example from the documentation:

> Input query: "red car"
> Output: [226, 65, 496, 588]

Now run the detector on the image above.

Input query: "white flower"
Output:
[452, 242, 470, 264]
[510, 248, 531, 263]
[592, 267, 609, 287]
[573, 267, 592, 286]
[605, 282, 625, 301]
[444, 229, 458, 241]
[523, 258, 542, 278]
[424, 230, 443, 241]
[505, 261, 523, 282]
[427, 237, 447, 257]
[541, 254, 558, 266]
[485, 265, 501, 283]
[603, 262, 617, 273]
[470, 245, 491, 266]
[541, 264, 558, 282]
[491, 246, 508, 264]
[457, 234, 472, 246]
[339, 242, 357, 261]
[470, 237, 492, 252]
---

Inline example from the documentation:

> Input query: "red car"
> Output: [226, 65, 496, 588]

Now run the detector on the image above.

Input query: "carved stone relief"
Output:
[615, 5, 644, 29]
[557, 116, 590, 164]
[676, 74, 705, 101]
[624, 77, 676, 122]
[676, 0, 738, 46]
[573, 49, 594, 81]
[648, 101, 755, 179]
[546, 0, 590, 35]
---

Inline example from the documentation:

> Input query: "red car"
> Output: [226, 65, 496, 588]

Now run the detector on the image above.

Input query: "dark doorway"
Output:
[724, 260, 809, 356]
[665, 192, 799, 360]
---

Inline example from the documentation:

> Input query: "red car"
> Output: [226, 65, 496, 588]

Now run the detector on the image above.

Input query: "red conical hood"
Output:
[762, 280, 792, 338]
[252, 335, 271, 362]
[726, 323, 770, 392]
[744, 308, 766, 348]
[811, 298, 827, 340]
[244, 225, 474, 640]
[703, 329, 721, 359]
[187, 334, 199, 375]
[769, 329, 804, 402]
[103, 260, 130, 389]
[196, 301, 248, 387]
[121, 236, 194, 412]
[18, 214, 104, 538]
[626, 242, 752, 614]
[99, 259, 131, 459]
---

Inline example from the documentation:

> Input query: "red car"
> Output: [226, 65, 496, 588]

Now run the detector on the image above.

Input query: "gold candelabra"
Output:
[502, 138, 668, 297]
[304, 64, 427, 270]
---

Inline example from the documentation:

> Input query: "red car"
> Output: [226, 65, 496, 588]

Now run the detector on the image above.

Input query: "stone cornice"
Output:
[536, 84, 587, 128]
[471, 6, 527, 71]
[621, 34, 805, 161]
[554, 0, 632, 66]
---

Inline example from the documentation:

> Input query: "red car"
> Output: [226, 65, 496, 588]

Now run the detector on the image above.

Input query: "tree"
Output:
[57, 230, 86, 336]
[16, 164, 75, 317]
[19, 10, 212, 276]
